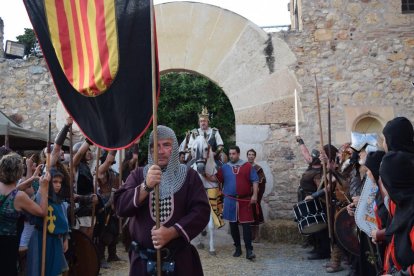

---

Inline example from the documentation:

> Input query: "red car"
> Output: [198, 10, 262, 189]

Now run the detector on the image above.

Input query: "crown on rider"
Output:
[198, 106, 210, 121]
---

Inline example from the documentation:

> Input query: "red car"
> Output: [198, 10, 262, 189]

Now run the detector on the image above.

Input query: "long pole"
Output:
[41, 110, 51, 276]
[91, 147, 101, 227]
[314, 76, 333, 251]
[69, 125, 75, 227]
[327, 93, 335, 249]
[149, 1, 161, 275]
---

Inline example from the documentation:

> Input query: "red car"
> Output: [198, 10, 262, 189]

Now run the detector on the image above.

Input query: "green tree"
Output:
[138, 72, 235, 164]
[16, 28, 36, 55]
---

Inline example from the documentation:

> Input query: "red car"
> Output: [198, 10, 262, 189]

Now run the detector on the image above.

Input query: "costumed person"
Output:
[347, 149, 386, 276]
[72, 139, 98, 239]
[17, 155, 43, 275]
[95, 150, 121, 269]
[378, 117, 414, 276]
[216, 145, 259, 260]
[121, 140, 140, 183]
[305, 144, 349, 273]
[27, 168, 70, 276]
[364, 150, 388, 275]
[0, 153, 50, 276]
[294, 136, 329, 260]
[120, 141, 140, 252]
[187, 106, 225, 165]
[114, 125, 210, 275]
[246, 149, 266, 243]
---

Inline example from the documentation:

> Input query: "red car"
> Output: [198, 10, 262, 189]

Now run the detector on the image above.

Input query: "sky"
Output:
[0, 0, 291, 44]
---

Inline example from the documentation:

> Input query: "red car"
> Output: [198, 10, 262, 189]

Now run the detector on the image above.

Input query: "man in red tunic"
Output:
[216, 145, 259, 260]
[246, 149, 266, 242]
[114, 126, 210, 275]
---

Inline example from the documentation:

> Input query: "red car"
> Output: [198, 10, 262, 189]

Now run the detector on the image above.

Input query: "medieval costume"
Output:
[216, 156, 259, 259]
[114, 126, 210, 276]
[95, 151, 121, 265]
[379, 117, 414, 275]
[187, 107, 224, 158]
[251, 162, 266, 226]
[355, 150, 387, 276]
[27, 169, 69, 276]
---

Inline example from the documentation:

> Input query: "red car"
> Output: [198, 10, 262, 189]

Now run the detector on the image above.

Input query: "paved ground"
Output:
[101, 227, 350, 276]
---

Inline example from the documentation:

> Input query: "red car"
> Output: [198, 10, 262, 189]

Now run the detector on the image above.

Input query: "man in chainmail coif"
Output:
[114, 125, 210, 275]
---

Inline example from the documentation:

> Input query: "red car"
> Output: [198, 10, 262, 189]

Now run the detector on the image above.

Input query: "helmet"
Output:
[72, 142, 83, 153]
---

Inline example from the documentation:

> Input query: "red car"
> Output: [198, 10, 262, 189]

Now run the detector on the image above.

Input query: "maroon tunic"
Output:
[114, 167, 210, 276]
[252, 163, 266, 225]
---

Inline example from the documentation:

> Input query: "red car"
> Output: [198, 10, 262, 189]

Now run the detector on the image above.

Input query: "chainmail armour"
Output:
[144, 126, 187, 200]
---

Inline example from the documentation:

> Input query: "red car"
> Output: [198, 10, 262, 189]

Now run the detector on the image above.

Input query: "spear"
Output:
[327, 92, 335, 249]
[41, 110, 51, 276]
[91, 147, 101, 227]
[69, 125, 75, 227]
[314, 76, 334, 251]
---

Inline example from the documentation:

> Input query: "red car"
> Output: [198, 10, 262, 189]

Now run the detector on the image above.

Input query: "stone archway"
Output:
[156, 2, 299, 128]
[155, 3, 300, 218]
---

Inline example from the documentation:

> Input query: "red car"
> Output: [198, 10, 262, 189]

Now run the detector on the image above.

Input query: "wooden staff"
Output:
[314, 76, 334, 251]
[41, 110, 51, 276]
[69, 125, 75, 227]
[327, 93, 335, 249]
[91, 147, 101, 227]
[149, 1, 161, 274]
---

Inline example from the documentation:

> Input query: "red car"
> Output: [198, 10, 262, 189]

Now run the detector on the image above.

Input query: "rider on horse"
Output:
[187, 106, 225, 162]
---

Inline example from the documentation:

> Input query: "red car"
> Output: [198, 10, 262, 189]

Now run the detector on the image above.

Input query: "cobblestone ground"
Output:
[101, 227, 350, 276]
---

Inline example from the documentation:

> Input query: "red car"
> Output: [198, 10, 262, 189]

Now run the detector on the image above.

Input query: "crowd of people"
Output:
[0, 107, 267, 275]
[294, 116, 414, 276]
[1, 105, 412, 276]
[0, 117, 141, 275]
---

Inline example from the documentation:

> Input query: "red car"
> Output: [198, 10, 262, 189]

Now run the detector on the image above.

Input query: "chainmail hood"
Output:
[144, 126, 187, 199]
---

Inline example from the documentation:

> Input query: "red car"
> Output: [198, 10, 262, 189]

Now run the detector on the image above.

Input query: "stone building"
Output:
[0, 0, 413, 222]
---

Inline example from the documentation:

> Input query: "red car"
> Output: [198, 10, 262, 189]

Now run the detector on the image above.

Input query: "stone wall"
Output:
[0, 57, 61, 136]
[260, 0, 414, 218]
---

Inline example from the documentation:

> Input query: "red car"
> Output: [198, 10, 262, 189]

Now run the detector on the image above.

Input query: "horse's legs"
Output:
[208, 212, 216, 255]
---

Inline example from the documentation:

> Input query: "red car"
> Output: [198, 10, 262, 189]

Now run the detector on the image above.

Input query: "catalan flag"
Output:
[24, 0, 159, 149]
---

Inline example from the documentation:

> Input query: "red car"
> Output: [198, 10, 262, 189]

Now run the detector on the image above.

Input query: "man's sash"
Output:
[24, 0, 159, 149]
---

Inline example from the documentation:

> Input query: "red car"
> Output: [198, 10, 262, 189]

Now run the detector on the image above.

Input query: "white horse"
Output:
[190, 135, 224, 255]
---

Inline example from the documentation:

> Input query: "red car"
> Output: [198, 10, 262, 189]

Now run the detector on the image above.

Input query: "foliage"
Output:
[16, 28, 37, 55]
[138, 72, 235, 164]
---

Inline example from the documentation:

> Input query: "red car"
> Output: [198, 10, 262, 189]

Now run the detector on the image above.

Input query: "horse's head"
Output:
[191, 136, 211, 174]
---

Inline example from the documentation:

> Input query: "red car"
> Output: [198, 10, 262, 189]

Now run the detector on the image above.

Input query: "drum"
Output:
[293, 199, 327, 234]
[334, 207, 360, 256]
[297, 213, 327, 234]
[66, 229, 100, 276]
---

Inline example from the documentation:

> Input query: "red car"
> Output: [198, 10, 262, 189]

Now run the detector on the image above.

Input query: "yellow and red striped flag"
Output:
[24, 0, 159, 149]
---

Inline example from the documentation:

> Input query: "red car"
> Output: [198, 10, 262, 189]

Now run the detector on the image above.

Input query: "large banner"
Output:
[24, 0, 159, 149]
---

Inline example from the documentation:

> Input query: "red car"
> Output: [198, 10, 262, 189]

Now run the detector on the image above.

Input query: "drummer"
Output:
[295, 136, 329, 260]
[304, 144, 347, 273]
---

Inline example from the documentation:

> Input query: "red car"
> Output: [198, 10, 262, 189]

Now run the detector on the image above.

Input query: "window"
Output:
[402, 0, 414, 13]
[354, 117, 383, 134]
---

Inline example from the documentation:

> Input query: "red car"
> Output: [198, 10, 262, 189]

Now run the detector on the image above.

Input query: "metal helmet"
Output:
[72, 142, 83, 154]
